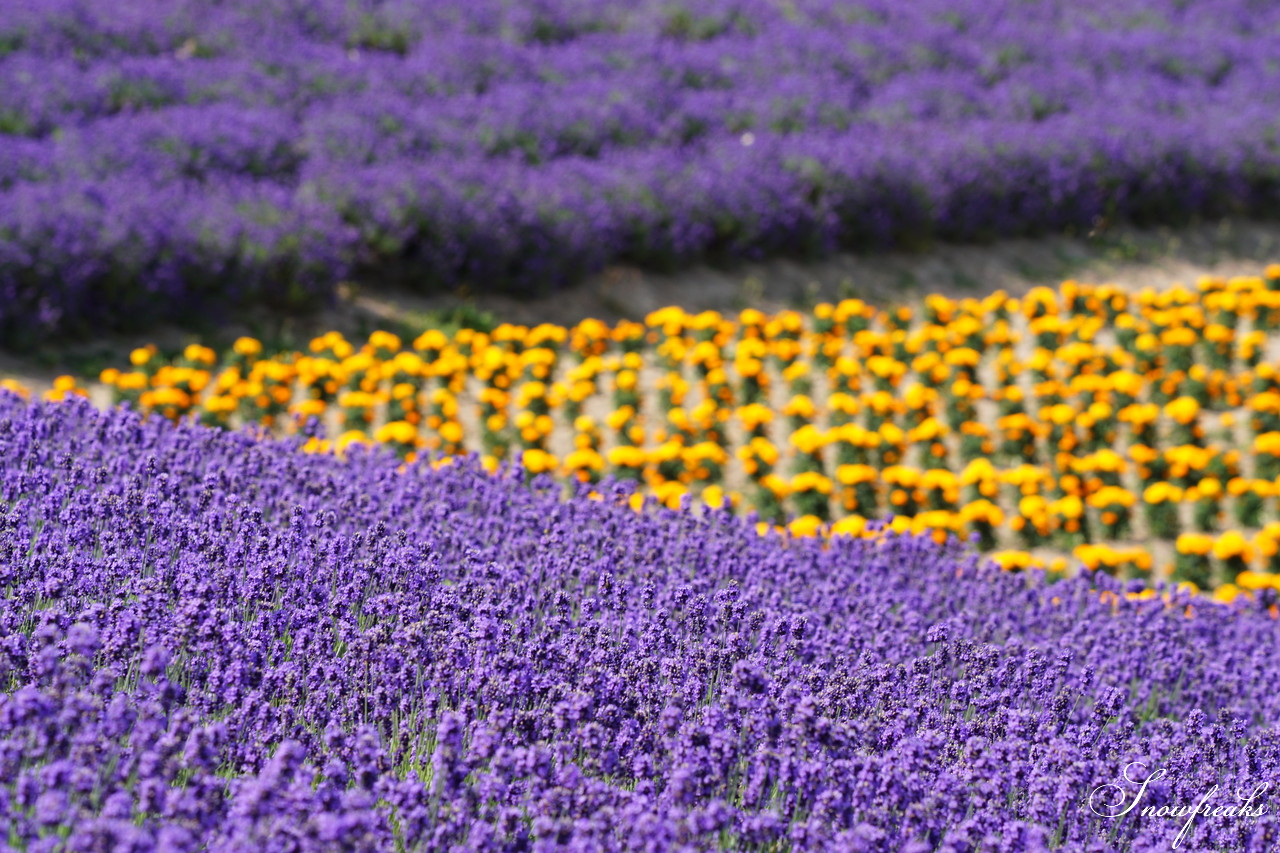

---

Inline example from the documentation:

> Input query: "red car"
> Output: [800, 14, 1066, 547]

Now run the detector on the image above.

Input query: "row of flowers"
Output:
[9, 390, 1280, 849]
[11, 272, 1280, 591]
[9, 0, 1280, 341]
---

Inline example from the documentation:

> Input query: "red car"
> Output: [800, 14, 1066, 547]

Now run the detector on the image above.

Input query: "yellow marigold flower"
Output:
[1042, 403, 1077, 426]
[1118, 403, 1160, 425]
[1108, 370, 1144, 396]
[203, 395, 237, 414]
[782, 362, 810, 383]
[1203, 323, 1233, 344]
[301, 436, 330, 454]
[960, 458, 996, 485]
[375, 421, 419, 445]
[745, 437, 780, 466]
[960, 500, 1003, 525]
[519, 448, 559, 475]
[1087, 486, 1136, 509]
[881, 466, 919, 487]
[1003, 465, 1049, 488]
[605, 406, 635, 431]
[1254, 531, 1280, 560]
[179, 344, 212, 364]
[1074, 544, 1105, 571]
[783, 395, 816, 418]
[413, 329, 448, 352]
[1164, 396, 1201, 424]
[1197, 478, 1222, 499]
[879, 422, 905, 446]
[886, 515, 914, 535]
[836, 464, 877, 485]
[336, 430, 370, 451]
[368, 330, 402, 351]
[564, 449, 604, 474]
[866, 355, 903, 380]
[944, 347, 980, 367]
[830, 515, 868, 537]
[292, 399, 327, 419]
[1212, 582, 1248, 601]
[1226, 477, 1253, 498]
[789, 424, 827, 454]
[1126, 445, 1159, 467]
[1159, 327, 1198, 347]
[1054, 495, 1084, 519]
[614, 371, 638, 392]
[919, 469, 958, 491]
[738, 403, 775, 429]
[1176, 533, 1214, 556]
[1238, 570, 1280, 591]
[908, 419, 946, 443]
[149, 387, 190, 408]
[1213, 531, 1252, 561]
[1142, 482, 1183, 504]
[761, 474, 792, 498]
[129, 346, 155, 367]
[788, 515, 824, 538]
[912, 510, 959, 534]
[701, 484, 728, 509]
[607, 446, 647, 468]
[649, 480, 684, 509]
[791, 472, 833, 495]
[438, 421, 464, 444]
[648, 440, 681, 464]
[338, 390, 376, 409]
[1255, 432, 1280, 455]
[688, 442, 728, 464]
[990, 551, 1033, 571]
[228, 337, 262, 359]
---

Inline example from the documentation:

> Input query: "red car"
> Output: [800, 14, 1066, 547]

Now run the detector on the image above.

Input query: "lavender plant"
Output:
[2, 391, 1280, 850]
[6, 0, 1280, 338]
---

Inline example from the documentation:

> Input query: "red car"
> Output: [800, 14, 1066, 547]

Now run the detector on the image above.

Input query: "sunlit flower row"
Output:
[12, 269, 1280, 591]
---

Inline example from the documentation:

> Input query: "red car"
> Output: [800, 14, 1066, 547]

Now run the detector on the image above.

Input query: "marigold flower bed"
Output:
[43, 270, 1280, 593]
[3, 392, 1280, 849]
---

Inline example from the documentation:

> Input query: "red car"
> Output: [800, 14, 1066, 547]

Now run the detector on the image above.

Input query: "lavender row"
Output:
[282, 108, 1280, 290]
[6, 105, 1280, 338]
[6, 0, 1280, 337]
[0, 176, 350, 341]
[3, 66, 1267, 188]
[3, 391, 1280, 849]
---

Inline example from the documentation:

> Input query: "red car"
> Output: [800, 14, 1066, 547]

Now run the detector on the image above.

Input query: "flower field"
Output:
[18, 271, 1276, 595]
[7, 0, 1280, 339]
[11, 0, 1280, 845]
[3, 391, 1280, 850]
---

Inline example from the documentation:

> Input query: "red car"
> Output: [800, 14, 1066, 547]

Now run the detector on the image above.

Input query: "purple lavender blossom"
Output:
[2, 390, 1280, 849]
[7, 0, 1280, 339]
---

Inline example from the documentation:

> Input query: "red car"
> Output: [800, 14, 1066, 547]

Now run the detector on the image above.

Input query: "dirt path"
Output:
[356, 218, 1280, 327]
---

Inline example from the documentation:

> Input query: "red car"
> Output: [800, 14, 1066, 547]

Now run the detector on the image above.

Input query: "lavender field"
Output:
[6, 0, 1280, 340]
[3, 391, 1280, 851]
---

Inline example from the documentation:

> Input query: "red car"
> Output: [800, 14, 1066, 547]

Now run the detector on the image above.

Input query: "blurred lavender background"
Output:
[4, 0, 1280, 340]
